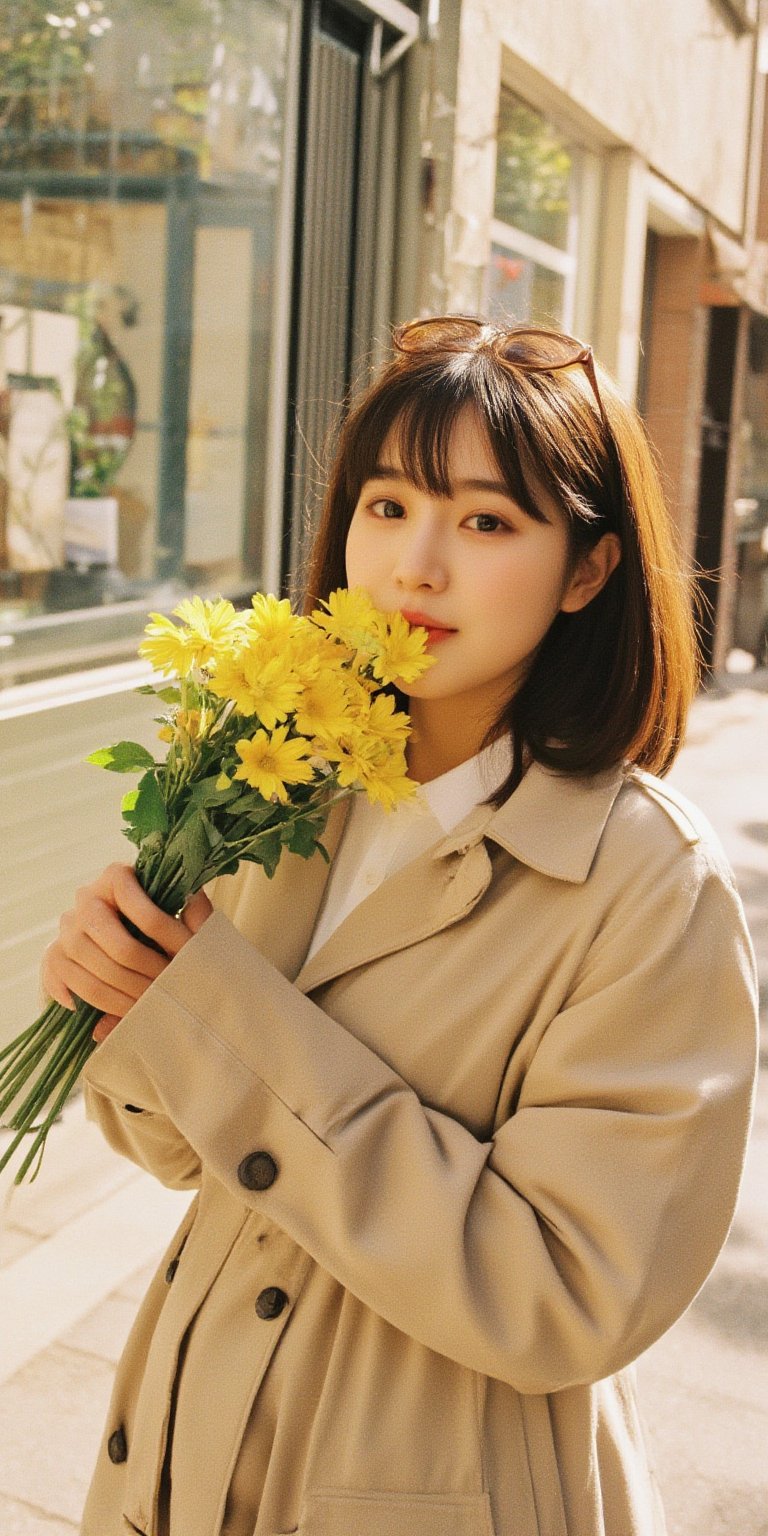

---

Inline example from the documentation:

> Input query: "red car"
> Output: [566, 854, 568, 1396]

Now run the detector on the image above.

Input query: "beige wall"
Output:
[460, 0, 756, 235]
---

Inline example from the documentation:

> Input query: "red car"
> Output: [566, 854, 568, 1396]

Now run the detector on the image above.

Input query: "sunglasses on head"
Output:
[393, 315, 608, 429]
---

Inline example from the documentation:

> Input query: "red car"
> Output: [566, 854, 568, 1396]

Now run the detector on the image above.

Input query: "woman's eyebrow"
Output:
[369, 465, 516, 498]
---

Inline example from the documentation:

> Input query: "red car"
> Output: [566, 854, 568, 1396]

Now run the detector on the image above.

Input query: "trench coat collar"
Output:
[293, 759, 628, 995]
[434, 758, 630, 881]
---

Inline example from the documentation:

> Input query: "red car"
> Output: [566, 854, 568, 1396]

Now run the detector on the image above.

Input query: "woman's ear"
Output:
[559, 532, 622, 613]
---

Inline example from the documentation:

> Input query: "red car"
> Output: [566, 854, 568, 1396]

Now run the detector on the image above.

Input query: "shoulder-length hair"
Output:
[301, 318, 699, 803]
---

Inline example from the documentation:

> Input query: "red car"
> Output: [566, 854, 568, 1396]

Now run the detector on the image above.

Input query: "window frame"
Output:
[486, 86, 602, 337]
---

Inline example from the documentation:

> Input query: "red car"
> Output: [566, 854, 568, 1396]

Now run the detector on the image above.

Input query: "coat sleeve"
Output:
[79, 844, 758, 1394]
[80, 875, 226, 1192]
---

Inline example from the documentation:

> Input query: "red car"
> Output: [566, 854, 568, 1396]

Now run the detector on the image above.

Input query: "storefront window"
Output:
[733, 313, 768, 664]
[486, 88, 594, 330]
[0, 0, 294, 683]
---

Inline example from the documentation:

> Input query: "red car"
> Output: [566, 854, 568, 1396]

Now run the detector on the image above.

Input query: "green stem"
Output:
[12, 1032, 97, 1185]
[0, 1005, 74, 1115]
[196, 786, 351, 887]
[0, 1007, 55, 1067]
[7, 1009, 95, 1129]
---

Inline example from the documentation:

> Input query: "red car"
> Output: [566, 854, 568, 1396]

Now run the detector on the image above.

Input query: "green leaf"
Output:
[246, 828, 282, 879]
[187, 774, 241, 811]
[162, 811, 218, 890]
[121, 770, 169, 843]
[86, 741, 156, 773]
[280, 810, 329, 860]
[135, 684, 181, 704]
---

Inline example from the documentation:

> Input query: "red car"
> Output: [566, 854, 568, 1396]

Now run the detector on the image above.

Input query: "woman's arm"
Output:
[42, 864, 213, 1188]
[80, 846, 758, 1393]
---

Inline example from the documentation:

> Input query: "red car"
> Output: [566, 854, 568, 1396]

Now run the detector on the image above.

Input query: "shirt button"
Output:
[255, 1286, 288, 1319]
[108, 1426, 128, 1463]
[364, 866, 380, 888]
[238, 1151, 278, 1190]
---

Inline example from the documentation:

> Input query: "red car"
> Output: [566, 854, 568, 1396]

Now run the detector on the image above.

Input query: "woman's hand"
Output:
[41, 863, 213, 1045]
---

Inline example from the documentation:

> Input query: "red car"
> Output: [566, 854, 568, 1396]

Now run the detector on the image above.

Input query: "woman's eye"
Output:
[465, 513, 510, 533]
[370, 498, 405, 519]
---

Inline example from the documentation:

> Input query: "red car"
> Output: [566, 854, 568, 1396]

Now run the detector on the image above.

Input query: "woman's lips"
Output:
[400, 610, 457, 644]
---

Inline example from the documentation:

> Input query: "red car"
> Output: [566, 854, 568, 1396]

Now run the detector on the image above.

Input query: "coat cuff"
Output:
[81, 909, 403, 1196]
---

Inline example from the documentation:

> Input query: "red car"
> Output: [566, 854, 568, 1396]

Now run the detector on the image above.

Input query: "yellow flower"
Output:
[360, 751, 418, 811]
[241, 648, 304, 730]
[248, 593, 298, 642]
[365, 691, 411, 744]
[172, 596, 247, 666]
[294, 668, 350, 740]
[321, 725, 417, 809]
[157, 708, 204, 747]
[311, 586, 385, 650]
[139, 597, 246, 677]
[139, 613, 200, 677]
[207, 653, 257, 715]
[372, 610, 437, 686]
[233, 727, 315, 802]
[287, 625, 340, 681]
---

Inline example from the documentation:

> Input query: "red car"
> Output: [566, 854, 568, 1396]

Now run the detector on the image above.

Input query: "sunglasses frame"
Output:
[393, 315, 608, 429]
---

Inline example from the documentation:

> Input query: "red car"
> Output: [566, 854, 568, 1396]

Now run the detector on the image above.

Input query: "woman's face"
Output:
[345, 407, 603, 723]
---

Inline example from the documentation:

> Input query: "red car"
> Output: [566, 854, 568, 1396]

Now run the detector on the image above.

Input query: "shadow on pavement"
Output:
[690, 1265, 768, 1352]
[703, 1483, 768, 1536]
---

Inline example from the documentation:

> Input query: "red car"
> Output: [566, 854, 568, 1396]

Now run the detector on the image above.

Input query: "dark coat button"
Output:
[237, 1151, 278, 1190]
[255, 1286, 288, 1319]
[108, 1426, 128, 1463]
[124, 1104, 144, 1114]
[165, 1258, 179, 1283]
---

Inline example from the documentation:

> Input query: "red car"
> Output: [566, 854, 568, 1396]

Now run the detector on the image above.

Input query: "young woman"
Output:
[44, 318, 758, 1536]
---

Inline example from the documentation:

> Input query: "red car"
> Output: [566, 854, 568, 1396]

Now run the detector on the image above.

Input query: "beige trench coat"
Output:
[79, 760, 758, 1536]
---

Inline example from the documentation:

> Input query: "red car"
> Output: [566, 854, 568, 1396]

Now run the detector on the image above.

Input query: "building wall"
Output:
[461, 0, 756, 234]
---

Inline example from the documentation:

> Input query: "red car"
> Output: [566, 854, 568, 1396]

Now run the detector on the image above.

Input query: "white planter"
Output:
[6, 376, 70, 572]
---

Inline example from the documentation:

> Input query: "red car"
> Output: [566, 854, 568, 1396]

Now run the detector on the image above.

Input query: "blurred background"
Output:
[0, 3, 766, 1533]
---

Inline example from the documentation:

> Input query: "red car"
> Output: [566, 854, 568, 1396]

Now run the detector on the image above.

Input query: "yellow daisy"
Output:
[360, 752, 418, 810]
[172, 596, 247, 666]
[241, 648, 304, 730]
[248, 593, 298, 642]
[311, 586, 385, 650]
[139, 613, 200, 677]
[372, 610, 437, 686]
[233, 727, 315, 802]
[207, 653, 258, 715]
[365, 691, 411, 744]
[294, 669, 350, 740]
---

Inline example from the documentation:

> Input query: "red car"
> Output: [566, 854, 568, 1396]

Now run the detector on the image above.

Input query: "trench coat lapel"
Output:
[293, 761, 628, 995]
[294, 805, 497, 995]
[213, 761, 629, 995]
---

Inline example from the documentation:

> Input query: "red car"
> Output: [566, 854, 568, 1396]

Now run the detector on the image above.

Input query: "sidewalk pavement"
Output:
[1, 681, 767, 1536]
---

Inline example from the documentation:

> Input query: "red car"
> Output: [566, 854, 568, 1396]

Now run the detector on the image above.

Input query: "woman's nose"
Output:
[393, 525, 448, 592]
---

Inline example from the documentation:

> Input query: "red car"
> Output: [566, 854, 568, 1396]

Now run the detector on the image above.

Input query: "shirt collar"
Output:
[418, 736, 514, 834]
[431, 757, 629, 884]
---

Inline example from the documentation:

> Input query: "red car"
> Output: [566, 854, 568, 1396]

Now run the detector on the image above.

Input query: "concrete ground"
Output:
[1, 679, 766, 1536]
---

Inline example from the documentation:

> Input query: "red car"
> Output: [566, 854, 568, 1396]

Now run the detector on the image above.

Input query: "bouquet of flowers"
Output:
[0, 587, 434, 1184]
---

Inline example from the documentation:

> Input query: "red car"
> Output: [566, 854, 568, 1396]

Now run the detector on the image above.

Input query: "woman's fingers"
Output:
[42, 943, 141, 1019]
[69, 897, 170, 983]
[92, 1014, 121, 1044]
[41, 863, 215, 1038]
[180, 888, 213, 934]
[91, 864, 190, 957]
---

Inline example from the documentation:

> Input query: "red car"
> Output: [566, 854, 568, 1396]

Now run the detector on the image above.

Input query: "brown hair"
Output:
[301, 320, 699, 802]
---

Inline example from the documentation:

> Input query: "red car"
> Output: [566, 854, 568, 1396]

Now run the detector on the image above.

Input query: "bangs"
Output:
[341, 359, 548, 524]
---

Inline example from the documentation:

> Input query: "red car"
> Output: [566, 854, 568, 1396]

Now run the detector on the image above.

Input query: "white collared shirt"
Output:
[306, 736, 514, 962]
